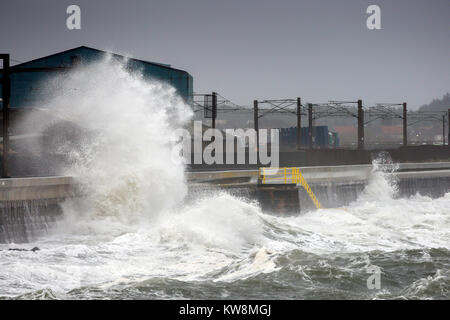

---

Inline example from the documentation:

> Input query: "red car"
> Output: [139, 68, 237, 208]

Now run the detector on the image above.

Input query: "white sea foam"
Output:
[263, 169, 450, 254]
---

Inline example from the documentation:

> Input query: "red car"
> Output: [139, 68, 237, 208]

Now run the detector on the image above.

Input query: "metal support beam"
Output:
[253, 100, 259, 148]
[357, 99, 364, 150]
[403, 102, 407, 146]
[1, 54, 10, 178]
[296, 97, 301, 150]
[443, 115, 446, 146]
[308, 103, 313, 148]
[211, 91, 217, 129]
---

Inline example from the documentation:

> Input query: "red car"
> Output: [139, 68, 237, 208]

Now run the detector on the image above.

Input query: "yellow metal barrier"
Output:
[259, 167, 322, 209]
[292, 168, 321, 209]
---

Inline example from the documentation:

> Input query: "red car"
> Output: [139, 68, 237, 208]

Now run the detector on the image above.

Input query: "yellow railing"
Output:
[259, 167, 322, 209]
[292, 168, 322, 209]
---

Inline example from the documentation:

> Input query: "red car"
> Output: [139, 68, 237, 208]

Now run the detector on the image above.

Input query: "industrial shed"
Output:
[0, 47, 193, 177]
[1, 46, 193, 108]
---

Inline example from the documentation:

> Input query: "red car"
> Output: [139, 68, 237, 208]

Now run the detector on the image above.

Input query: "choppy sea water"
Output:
[1, 187, 449, 300]
[0, 58, 448, 300]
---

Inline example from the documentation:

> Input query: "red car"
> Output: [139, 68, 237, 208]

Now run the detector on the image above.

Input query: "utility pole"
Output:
[211, 91, 217, 129]
[357, 99, 364, 150]
[308, 103, 313, 148]
[254, 100, 259, 149]
[448, 109, 450, 147]
[443, 114, 446, 146]
[403, 102, 407, 146]
[1, 54, 10, 178]
[297, 97, 301, 150]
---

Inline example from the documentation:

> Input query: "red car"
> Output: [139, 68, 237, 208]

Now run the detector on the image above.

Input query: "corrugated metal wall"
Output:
[1, 46, 193, 109]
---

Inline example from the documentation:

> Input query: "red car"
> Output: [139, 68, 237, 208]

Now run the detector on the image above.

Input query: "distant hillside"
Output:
[419, 93, 450, 112]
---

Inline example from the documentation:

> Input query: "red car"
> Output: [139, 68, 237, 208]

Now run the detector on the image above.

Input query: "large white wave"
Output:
[28, 56, 192, 225]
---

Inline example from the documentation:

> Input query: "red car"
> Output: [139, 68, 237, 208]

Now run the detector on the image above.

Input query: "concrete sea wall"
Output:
[1, 162, 449, 243]
[0, 177, 73, 243]
[187, 162, 450, 214]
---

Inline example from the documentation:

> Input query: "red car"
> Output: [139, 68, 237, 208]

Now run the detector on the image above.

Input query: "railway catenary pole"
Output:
[297, 97, 301, 149]
[253, 100, 259, 152]
[211, 92, 217, 129]
[357, 99, 364, 150]
[403, 102, 407, 146]
[448, 109, 450, 147]
[308, 103, 313, 148]
[443, 114, 446, 146]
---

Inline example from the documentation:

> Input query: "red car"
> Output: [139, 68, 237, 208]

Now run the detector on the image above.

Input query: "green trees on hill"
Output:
[419, 93, 450, 112]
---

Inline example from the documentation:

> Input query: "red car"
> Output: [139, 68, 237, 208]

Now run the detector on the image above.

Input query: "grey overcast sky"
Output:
[1, 0, 449, 109]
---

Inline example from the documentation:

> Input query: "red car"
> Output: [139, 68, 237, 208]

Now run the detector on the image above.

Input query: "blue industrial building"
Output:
[1, 46, 193, 108]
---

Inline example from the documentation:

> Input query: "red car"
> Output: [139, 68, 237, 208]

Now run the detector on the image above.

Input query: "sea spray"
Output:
[261, 159, 450, 254]
[17, 56, 268, 252]
[24, 56, 192, 224]
[360, 152, 399, 201]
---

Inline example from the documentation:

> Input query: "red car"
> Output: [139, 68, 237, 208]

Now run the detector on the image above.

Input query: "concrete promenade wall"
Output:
[1, 162, 449, 242]
[0, 176, 74, 243]
[188, 162, 450, 214]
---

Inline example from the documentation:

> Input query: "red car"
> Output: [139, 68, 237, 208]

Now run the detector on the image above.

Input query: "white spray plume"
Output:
[28, 56, 193, 223]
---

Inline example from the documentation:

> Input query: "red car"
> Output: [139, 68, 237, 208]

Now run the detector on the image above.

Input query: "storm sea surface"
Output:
[0, 58, 448, 300]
